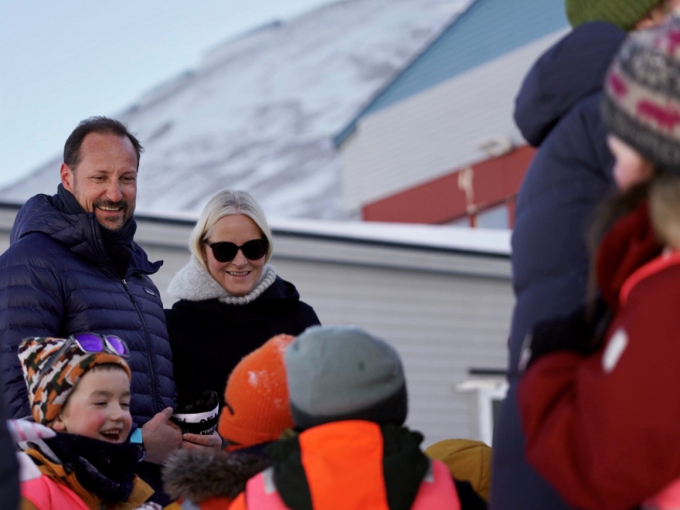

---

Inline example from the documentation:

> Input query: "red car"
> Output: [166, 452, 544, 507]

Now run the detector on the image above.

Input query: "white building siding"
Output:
[267, 255, 513, 445]
[340, 29, 567, 213]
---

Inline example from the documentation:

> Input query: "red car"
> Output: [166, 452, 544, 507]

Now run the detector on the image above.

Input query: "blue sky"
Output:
[0, 0, 333, 189]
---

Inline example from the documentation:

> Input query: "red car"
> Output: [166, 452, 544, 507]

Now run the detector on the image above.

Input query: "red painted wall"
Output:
[362, 145, 536, 226]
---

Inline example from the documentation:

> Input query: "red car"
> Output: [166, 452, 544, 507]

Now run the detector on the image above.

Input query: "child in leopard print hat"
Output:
[16, 334, 161, 509]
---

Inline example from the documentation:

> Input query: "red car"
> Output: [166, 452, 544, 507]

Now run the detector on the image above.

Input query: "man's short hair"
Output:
[63, 116, 144, 170]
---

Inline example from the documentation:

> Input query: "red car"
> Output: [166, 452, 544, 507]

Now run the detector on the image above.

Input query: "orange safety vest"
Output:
[229, 420, 461, 510]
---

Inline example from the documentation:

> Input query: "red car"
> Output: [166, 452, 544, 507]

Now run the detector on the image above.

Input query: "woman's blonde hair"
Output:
[189, 190, 274, 271]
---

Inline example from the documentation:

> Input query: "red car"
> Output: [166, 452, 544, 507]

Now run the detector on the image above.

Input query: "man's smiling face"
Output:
[60, 132, 138, 230]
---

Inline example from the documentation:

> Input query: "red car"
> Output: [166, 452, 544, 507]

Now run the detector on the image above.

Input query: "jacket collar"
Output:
[596, 201, 664, 310]
[10, 193, 161, 277]
[267, 421, 430, 510]
[25, 434, 153, 509]
[168, 255, 278, 305]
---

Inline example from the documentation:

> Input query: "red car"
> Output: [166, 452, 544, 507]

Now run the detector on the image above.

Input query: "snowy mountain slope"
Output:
[0, 0, 472, 219]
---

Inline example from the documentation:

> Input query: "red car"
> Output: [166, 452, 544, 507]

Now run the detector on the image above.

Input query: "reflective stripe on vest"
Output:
[411, 459, 461, 510]
[643, 476, 680, 509]
[241, 459, 460, 509]
[244, 467, 288, 509]
[21, 474, 90, 510]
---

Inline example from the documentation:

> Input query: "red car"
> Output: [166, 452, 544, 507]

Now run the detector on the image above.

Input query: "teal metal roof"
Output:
[334, 0, 569, 146]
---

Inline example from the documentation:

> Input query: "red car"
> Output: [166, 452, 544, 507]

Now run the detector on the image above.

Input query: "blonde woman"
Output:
[165, 190, 319, 407]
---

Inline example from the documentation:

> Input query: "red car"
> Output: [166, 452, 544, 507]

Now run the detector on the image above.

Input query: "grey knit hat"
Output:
[285, 326, 407, 430]
[601, 15, 680, 173]
[565, 0, 662, 31]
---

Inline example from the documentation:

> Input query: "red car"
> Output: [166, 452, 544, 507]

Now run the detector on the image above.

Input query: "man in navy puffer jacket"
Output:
[0, 117, 190, 471]
[490, 1, 680, 507]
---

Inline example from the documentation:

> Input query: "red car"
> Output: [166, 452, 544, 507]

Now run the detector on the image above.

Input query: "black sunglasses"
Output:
[204, 238, 269, 262]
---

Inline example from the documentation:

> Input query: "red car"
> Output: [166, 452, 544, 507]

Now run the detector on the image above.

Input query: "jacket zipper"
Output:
[89, 216, 162, 416]
[122, 278, 160, 415]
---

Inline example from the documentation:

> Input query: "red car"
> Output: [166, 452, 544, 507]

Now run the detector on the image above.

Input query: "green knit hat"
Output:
[565, 0, 662, 30]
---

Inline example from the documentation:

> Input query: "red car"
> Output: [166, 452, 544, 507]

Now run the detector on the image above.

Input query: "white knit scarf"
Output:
[167, 255, 277, 305]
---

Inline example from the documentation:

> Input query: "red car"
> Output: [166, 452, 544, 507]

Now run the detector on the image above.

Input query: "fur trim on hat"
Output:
[167, 255, 277, 305]
[162, 449, 270, 503]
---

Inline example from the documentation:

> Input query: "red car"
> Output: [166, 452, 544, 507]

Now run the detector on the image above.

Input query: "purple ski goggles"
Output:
[42, 333, 130, 374]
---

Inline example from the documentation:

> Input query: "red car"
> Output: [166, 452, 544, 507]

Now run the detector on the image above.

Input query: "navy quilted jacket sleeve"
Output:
[0, 238, 64, 419]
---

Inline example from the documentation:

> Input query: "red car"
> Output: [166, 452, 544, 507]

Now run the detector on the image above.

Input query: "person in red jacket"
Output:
[519, 14, 680, 510]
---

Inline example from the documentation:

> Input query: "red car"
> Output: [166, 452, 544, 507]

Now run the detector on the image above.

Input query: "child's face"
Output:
[607, 135, 656, 191]
[52, 367, 132, 443]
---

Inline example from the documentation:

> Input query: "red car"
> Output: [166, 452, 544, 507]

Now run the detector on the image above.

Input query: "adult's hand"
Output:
[181, 431, 222, 452]
[518, 299, 611, 372]
[141, 407, 182, 464]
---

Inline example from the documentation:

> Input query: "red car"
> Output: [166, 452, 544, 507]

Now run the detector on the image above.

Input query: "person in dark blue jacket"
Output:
[0, 118, 217, 492]
[490, 1, 680, 508]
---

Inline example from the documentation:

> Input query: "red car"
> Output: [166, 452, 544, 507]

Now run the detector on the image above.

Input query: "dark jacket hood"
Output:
[10, 194, 161, 276]
[514, 21, 626, 146]
[162, 449, 270, 503]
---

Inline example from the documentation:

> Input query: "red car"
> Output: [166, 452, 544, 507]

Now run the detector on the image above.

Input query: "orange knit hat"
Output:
[218, 334, 295, 448]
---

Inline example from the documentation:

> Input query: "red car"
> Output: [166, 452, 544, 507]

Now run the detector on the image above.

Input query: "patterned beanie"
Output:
[602, 15, 680, 173]
[18, 336, 131, 425]
[285, 325, 407, 430]
[565, 0, 662, 30]
[218, 334, 295, 447]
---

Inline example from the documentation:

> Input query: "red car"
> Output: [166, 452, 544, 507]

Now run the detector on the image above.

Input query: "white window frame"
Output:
[456, 378, 508, 446]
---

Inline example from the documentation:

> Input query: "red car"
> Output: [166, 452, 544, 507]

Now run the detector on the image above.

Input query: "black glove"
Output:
[518, 298, 611, 372]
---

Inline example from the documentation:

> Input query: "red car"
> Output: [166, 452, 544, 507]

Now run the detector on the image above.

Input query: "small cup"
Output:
[171, 390, 220, 435]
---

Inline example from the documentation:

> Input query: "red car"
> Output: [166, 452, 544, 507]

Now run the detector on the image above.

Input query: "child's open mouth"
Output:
[100, 429, 122, 442]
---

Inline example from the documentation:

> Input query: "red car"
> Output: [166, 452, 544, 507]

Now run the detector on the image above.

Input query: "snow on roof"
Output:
[136, 206, 510, 255]
[271, 217, 511, 255]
